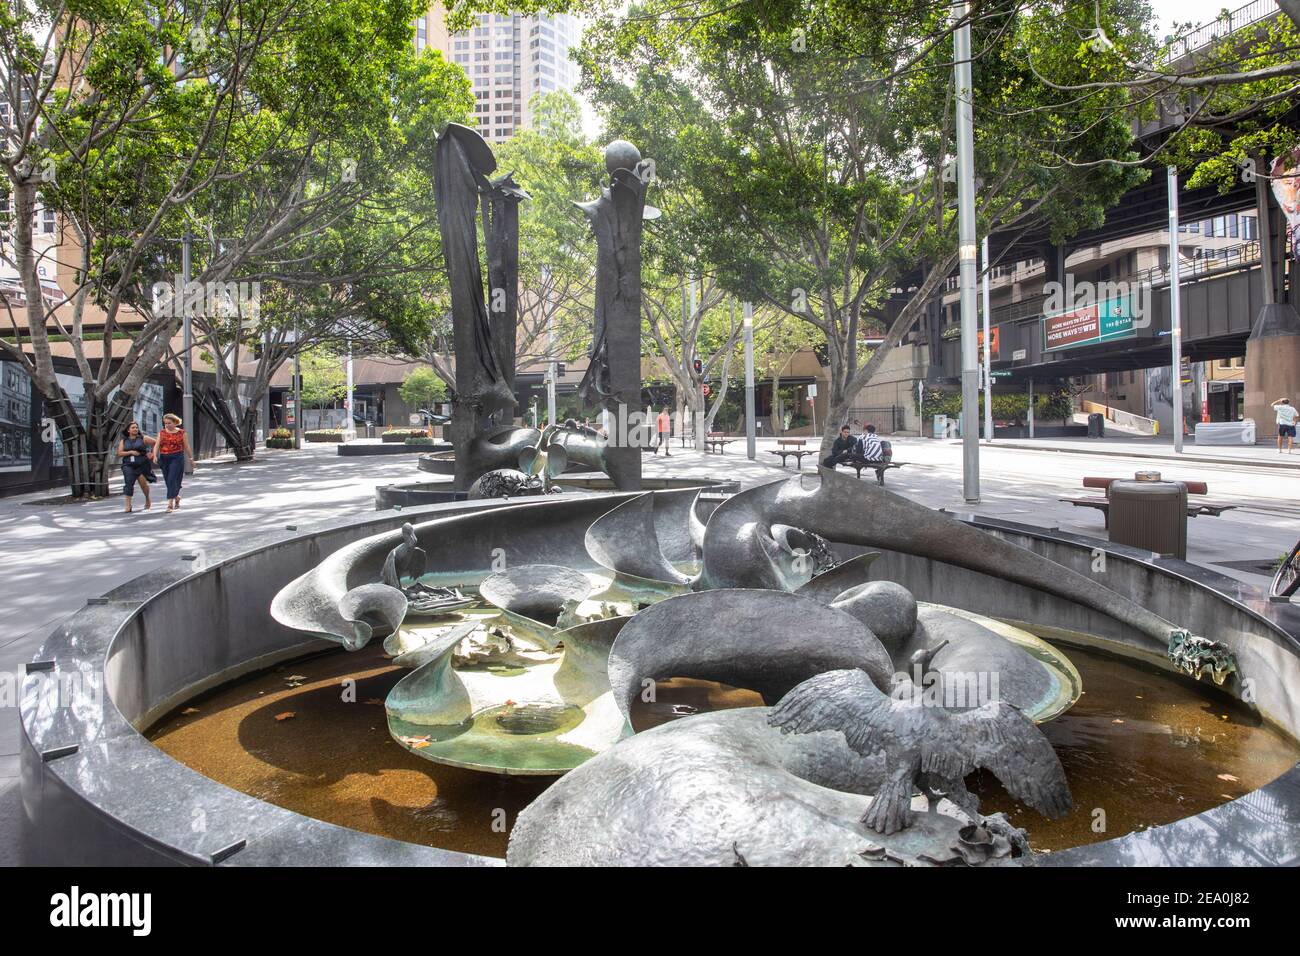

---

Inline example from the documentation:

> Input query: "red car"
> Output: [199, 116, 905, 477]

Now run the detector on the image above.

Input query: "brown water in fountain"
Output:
[149, 640, 1299, 857]
[971, 643, 1299, 851]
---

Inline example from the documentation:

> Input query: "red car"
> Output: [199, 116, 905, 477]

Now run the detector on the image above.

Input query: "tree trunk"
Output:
[691, 386, 707, 448]
[821, 392, 855, 454]
[197, 385, 258, 461]
[770, 365, 783, 434]
[46, 385, 135, 498]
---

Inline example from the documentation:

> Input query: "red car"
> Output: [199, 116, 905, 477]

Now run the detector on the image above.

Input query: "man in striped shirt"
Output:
[857, 423, 884, 462]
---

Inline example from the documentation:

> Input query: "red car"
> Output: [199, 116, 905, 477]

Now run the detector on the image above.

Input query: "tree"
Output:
[1, 0, 497, 494]
[751, 310, 821, 433]
[642, 276, 755, 442]
[299, 350, 347, 412]
[579, 0, 1145, 450]
[398, 366, 448, 411]
[178, 45, 474, 460]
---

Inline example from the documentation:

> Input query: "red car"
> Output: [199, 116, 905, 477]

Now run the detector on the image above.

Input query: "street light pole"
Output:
[981, 235, 993, 442]
[544, 265, 556, 426]
[743, 301, 756, 459]
[292, 319, 302, 450]
[1167, 165, 1184, 454]
[181, 230, 195, 475]
[345, 338, 355, 438]
[954, 1, 980, 503]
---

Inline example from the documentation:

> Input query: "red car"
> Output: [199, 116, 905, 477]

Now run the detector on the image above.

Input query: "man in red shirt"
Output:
[655, 407, 672, 456]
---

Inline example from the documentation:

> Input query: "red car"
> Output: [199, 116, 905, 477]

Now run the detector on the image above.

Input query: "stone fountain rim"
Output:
[18, 492, 1300, 867]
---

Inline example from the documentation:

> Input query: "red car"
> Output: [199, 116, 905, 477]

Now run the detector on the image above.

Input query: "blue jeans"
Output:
[159, 452, 185, 499]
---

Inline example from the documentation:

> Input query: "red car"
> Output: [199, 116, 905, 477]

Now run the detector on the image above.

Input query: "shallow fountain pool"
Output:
[148, 629, 1299, 857]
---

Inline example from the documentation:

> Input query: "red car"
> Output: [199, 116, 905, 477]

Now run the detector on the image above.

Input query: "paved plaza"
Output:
[1, 435, 1296, 864]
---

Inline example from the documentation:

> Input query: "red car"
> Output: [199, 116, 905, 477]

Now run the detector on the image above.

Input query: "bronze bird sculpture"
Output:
[767, 649, 1072, 842]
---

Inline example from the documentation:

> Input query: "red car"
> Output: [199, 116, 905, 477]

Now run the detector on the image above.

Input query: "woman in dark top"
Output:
[154, 413, 194, 512]
[117, 421, 157, 513]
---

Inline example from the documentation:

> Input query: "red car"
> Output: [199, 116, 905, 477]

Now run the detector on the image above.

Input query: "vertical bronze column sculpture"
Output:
[577, 140, 655, 491]
[484, 172, 528, 398]
[436, 123, 528, 490]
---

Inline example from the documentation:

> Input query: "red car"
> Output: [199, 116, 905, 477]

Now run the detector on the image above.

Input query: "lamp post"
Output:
[953, 0, 980, 502]
[345, 338, 355, 438]
[544, 265, 557, 426]
[181, 230, 194, 474]
[292, 320, 302, 450]
[981, 235, 993, 442]
[1167, 165, 1184, 454]
[743, 301, 756, 459]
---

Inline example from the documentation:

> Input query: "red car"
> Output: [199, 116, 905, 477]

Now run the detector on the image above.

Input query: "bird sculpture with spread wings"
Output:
[768, 646, 1073, 843]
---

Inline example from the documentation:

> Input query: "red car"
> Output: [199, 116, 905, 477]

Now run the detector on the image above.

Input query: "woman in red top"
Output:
[153, 413, 194, 512]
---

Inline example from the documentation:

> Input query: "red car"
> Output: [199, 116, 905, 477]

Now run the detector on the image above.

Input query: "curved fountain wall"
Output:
[18, 492, 1300, 866]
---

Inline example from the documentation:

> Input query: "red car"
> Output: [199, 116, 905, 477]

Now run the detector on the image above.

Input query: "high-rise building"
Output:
[414, 4, 581, 142]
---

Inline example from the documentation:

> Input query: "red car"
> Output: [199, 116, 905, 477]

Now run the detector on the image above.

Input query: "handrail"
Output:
[988, 239, 1263, 327]
[1163, 0, 1278, 62]
[1083, 400, 1160, 436]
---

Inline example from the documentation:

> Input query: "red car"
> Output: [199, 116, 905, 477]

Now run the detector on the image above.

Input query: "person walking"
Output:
[1274, 398, 1298, 453]
[117, 421, 157, 513]
[153, 413, 194, 512]
[655, 406, 672, 456]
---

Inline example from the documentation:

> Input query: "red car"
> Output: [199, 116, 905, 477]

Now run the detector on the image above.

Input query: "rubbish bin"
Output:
[365, 421, 375, 439]
[1108, 472, 1187, 559]
[1087, 412, 1105, 438]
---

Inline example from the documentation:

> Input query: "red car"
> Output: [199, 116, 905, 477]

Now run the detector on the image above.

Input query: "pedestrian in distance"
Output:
[655, 406, 672, 456]
[117, 421, 157, 513]
[1274, 397, 1298, 454]
[153, 413, 194, 512]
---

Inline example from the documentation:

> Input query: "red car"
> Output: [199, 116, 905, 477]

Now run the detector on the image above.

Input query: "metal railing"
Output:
[1164, 0, 1279, 62]
[987, 239, 1263, 327]
[845, 406, 904, 434]
[1083, 400, 1160, 436]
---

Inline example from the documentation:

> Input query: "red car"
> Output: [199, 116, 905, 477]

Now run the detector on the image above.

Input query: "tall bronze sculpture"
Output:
[576, 140, 656, 491]
[435, 123, 533, 490]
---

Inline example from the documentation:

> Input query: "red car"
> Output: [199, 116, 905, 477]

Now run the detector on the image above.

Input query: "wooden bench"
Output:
[704, 432, 737, 454]
[769, 439, 814, 469]
[824, 440, 901, 485]
[1060, 476, 1237, 528]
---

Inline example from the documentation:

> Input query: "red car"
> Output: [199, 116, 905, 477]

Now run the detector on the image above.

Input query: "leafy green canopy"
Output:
[576, 0, 1147, 442]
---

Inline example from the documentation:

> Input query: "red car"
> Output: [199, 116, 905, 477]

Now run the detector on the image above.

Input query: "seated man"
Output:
[857, 423, 884, 461]
[822, 424, 858, 469]
[857, 423, 890, 485]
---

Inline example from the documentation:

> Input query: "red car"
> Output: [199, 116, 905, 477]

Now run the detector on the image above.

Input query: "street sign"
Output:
[808, 383, 818, 398]
[991, 370, 1012, 378]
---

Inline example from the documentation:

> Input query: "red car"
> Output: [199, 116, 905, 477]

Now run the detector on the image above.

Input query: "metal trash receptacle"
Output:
[1108, 472, 1187, 559]
[1087, 412, 1105, 437]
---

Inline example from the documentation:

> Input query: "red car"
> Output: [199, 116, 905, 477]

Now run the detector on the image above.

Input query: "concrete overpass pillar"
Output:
[1244, 168, 1300, 431]
[1245, 308, 1300, 429]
